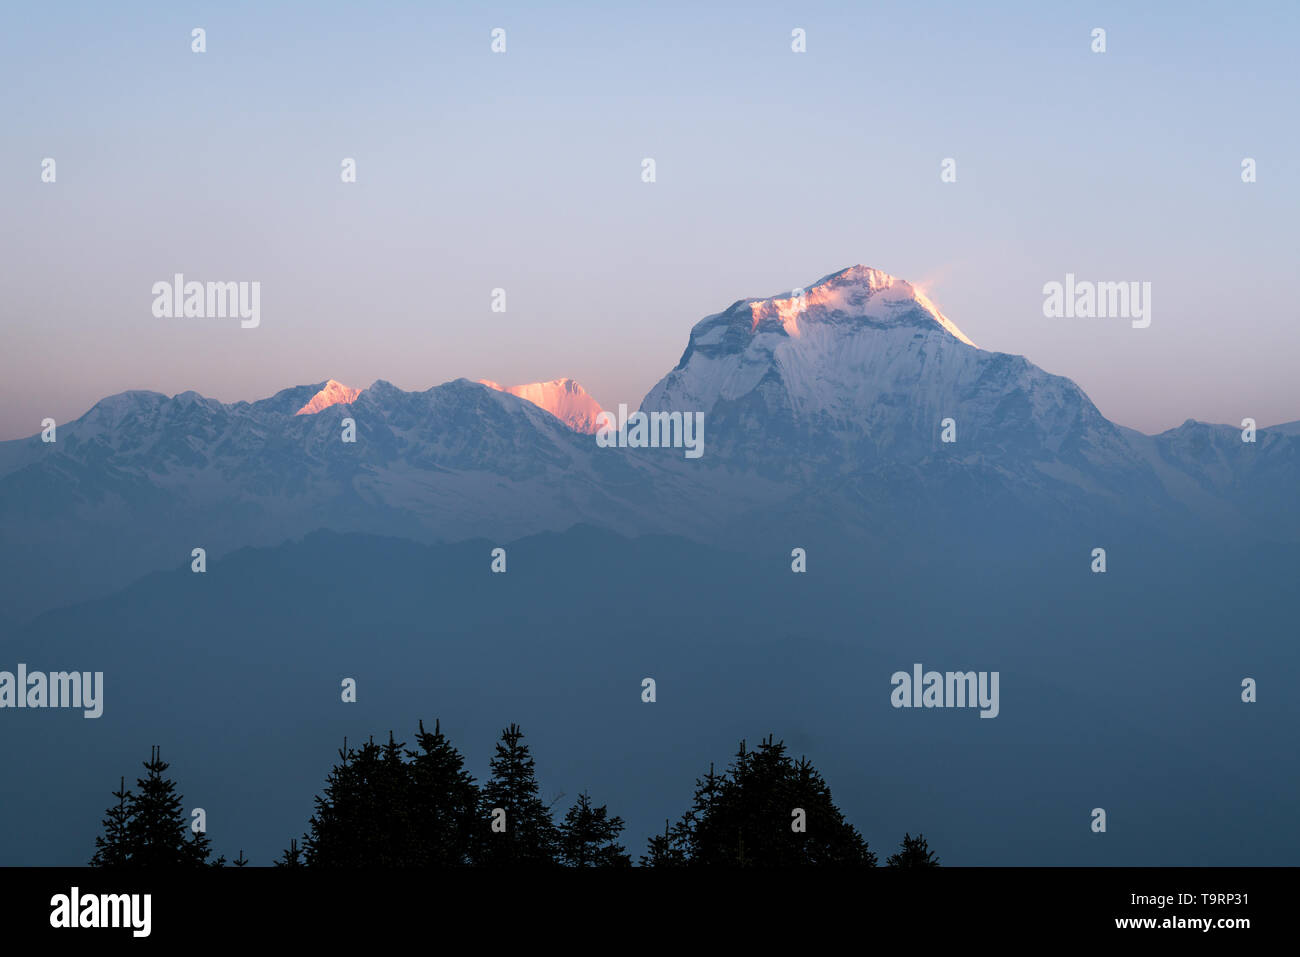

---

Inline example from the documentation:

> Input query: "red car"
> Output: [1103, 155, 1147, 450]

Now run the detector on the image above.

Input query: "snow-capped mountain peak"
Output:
[636, 264, 1157, 494]
[744, 265, 976, 347]
[295, 380, 362, 415]
[640, 265, 989, 424]
[478, 378, 604, 434]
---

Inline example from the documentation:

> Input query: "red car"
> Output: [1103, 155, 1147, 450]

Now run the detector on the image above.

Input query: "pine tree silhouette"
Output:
[478, 723, 559, 866]
[90, 746, 215, 867]
[302, 735, 413, 866]
[885, 832, 940, 867]
[299, 738, 356, 866]
[558, 792, 631, 867]
[275, 838, 303, 868]
[368, 732, 413, 866]
[639, 819, 687, 867]
[407, 718, 480, 865]
[654, 734, 876, 867]
[660, 761, 723, 865]
[132, 746, 213, 866]
[89, 776, 133, 867]
[294, 722, 483, 866]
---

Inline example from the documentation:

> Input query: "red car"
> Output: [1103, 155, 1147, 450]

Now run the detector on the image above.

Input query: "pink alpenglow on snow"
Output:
[746, 265, 977, 348]
[479, 378, 605, 434]
[295, 380, 362, 415]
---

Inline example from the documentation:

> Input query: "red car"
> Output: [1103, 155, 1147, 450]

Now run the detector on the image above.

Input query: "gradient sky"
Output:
[2, 0, 1297, 439]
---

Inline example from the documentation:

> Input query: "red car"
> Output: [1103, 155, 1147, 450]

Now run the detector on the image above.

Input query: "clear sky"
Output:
[2, 0, 1297, 439]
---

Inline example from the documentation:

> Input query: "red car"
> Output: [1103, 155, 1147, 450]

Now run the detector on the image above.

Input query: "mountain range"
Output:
[2, 264, 1298, 867]
[1, 265, 1297, 625]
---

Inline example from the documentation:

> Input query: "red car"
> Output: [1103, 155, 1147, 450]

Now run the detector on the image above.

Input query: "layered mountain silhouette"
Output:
[1, 265, 1296, 624]
[4, 523, 1297, 867]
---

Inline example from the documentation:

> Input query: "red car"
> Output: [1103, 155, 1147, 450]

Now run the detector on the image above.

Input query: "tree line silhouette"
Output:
[90, 722, 938, 868]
